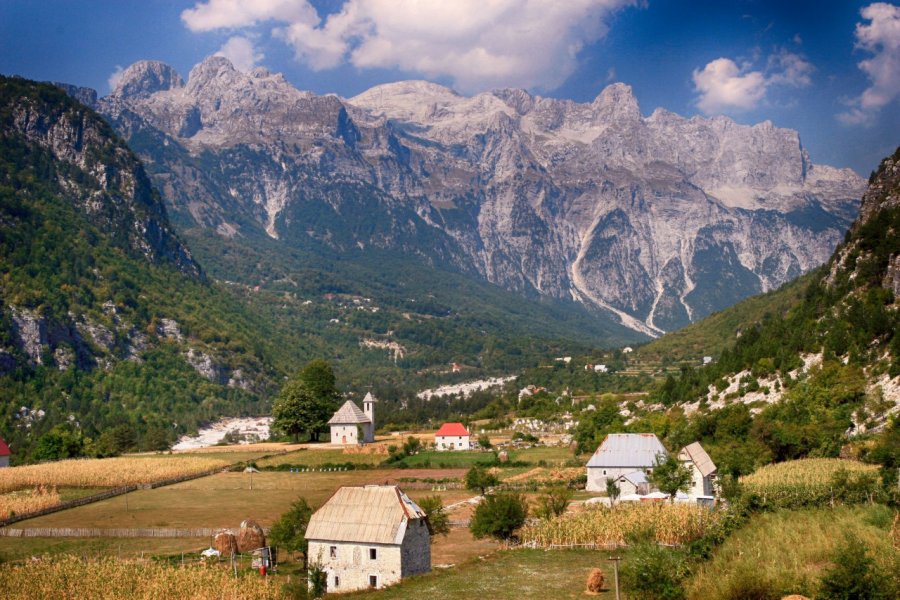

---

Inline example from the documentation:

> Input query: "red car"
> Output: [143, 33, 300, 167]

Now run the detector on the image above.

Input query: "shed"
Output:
[678, 441, 717, 497]
[615, 470, 650, 496]
[306, 485, 431, 593]
[434, 422, 470, 451]
[585, 433, 667, 491]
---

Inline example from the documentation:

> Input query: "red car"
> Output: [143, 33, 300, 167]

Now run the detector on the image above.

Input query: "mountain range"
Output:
[77, 56, 865, 336]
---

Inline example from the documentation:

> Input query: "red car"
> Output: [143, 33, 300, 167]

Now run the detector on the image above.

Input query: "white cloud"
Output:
[693, 58, 768, 114]
[692, 50, 813, 114]
[182, 0, 639, 93]
[838, 2, 900, 125]
[107, 65, 125, 92]
[215, 36, 263, 72]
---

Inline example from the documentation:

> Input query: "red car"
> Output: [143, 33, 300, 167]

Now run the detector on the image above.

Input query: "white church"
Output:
[328, 392, 376, 445]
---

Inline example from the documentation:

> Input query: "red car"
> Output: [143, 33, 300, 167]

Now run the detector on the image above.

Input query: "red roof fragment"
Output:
[0, 437, 10, 456]
[435, 422, 469, 437]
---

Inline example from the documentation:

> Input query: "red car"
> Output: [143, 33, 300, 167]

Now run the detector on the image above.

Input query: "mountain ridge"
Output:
[70, 56, 865, 335]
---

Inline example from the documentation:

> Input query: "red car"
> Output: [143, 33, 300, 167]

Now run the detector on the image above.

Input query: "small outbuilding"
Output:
[434, 422, 470, 451]
[306, 485, 431, 593]
[586, 433, 667, 492]
[678, 441, 717, 498]
[614, 470, 650, 496]
[0, 437, 9, 467]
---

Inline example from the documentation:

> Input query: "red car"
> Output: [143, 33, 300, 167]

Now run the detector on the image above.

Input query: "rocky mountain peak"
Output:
[492, 88, 536, 115]
[592, 82, 641, 122]
[112, 60, 184, 99]
[185, 55, 240, 94]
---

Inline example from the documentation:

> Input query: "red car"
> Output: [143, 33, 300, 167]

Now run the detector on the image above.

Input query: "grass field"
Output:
[11, 470, 472, 530]
[343, 549, 616, 599]
[686, 505, 899, 600]
[255, 448, 386, 468]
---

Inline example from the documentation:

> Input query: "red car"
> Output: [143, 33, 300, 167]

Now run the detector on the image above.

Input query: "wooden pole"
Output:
[608, 556, 621, 600]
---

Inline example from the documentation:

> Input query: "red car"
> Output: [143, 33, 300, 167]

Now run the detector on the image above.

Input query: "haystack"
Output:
[586, 568, 605, 594]
[214, 530, 238, 555]
[238, 519, 266, 552]
[498, 450, 509, 463]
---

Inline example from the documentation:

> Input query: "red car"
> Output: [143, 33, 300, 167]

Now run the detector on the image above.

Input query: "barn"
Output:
[305, 485, 431, 593]
[434, 422, 470, 451]
[585, 433, 667, 492]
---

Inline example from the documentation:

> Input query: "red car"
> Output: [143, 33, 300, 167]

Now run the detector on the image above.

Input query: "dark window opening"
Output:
[329, 546, 337, 558]
[369, 548, 377, 560]
[369, 575, 378, 588]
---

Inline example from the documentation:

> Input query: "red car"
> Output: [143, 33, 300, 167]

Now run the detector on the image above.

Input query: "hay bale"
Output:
[238, 519, 266, 552]
[214, 530, 238, 555]
[586, 568, 605, 593]
[497, 450, 509, 463]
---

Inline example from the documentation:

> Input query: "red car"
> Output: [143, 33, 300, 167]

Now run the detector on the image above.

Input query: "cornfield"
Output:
[521, 502, 721, 547]
[0, 485, 60, 519]
[0, 555, 286, 599]
[0, 456, 231, 493]
[740, 458, 880, 508]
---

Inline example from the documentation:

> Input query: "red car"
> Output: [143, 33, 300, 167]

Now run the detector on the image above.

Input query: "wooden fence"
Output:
[0, 467, 227, 528]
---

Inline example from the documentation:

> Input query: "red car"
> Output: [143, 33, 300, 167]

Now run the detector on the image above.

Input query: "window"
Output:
[329, 546, 337, 559]
[334, 576, 340, 588]
[369, 575, 378, 588]
[603, 470, 606, 475]
[369, 548, 377, 560]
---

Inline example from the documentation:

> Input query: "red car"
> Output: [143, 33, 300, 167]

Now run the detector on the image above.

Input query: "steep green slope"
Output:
[0, 77, 280, 461]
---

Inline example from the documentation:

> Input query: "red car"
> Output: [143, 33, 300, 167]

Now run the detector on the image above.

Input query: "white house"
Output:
[586, 433, 668, 491]
[678, 441, 717, 498]
[328, 393, 376, 445]
[0, 437, 9, 468]
[614, 470, 650, 496]
[434, 422, 470, 451]
[306, 485, 431, 593]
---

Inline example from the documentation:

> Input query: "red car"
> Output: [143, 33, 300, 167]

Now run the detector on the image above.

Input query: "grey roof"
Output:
[328, 400, 370, 425]
[678, 441, 717, 477]
[362, 391, 378, 403]
[586, 433, 668, 468]
[305, 485, 426, 545]
[619, 470, 648, 485]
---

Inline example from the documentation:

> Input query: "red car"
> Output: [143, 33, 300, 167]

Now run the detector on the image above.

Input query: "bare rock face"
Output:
[112, 60, 184, 100]
[97, 57, 866, 335]
[11, 308, 48, 365]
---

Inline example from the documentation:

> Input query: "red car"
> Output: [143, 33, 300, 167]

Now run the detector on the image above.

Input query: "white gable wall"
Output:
[682, 460, 715, 497]
[331, 424, 358, 446]
[435, 435, 469, 451]
[587, 466, 653, 492]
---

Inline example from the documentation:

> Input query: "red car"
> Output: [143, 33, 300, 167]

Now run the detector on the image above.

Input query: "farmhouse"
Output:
[585, 433, 667, 491]
[306, 485, 431, 593]
[328, 393, 376, 445]
[678, 441, 717, 497]
[434, 422, 470, 451]
[0, 436, 9, 467]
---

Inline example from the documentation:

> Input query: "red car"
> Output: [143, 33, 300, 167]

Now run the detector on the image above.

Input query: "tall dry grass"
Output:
[0, 456, 231, 493]
[0, 555, 286, 599]
[0, 485, 60, 519]
[521, 502, 721, 547]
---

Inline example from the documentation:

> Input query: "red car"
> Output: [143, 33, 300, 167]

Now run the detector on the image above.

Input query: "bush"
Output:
[417, 495, 450, 538]
[465, 464, 499, 495]
[621, 542, 690, 600]
[534, 486, 573, 519]
[268, 498, 313, 564]
[818, 533, 890, 600]
[470, 492, 528, 541]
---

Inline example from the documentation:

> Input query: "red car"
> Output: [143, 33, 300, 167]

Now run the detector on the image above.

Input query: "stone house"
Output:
[305, 485, 431, 593]
[678, 441, 717, 498]
[614, 470, 650, 496]
[328, 393, 376, 445]
[586, 433, 667, 491]
[434, 422, 470, 451]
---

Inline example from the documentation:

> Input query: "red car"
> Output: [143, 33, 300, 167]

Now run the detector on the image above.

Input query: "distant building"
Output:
[594, 364, 608, 373]
[0, 436, 9, 467]
[702, 356, 713, 365]
[678, 441, 717, 498]
[622, 347, 633, 353]
[328, 393, 376, 445]
[451, 363, 462, 373]
[306, 485, 431, 593]
[585, 433, 667, 491]
[434, 423, 470, 451]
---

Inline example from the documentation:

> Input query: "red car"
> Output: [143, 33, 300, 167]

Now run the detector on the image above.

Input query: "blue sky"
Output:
[1, 1, 897, 175]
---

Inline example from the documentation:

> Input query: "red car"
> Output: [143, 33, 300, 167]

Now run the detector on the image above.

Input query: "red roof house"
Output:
[0, 436, 10, 467]
[435, 423, 470, 451]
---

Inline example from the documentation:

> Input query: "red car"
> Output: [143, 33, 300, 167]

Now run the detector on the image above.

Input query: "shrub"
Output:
[621, 542, 690, 600]
[818, 533, 890, 600]
[470, 492, 528, 541]
[534, 486, 573, 519]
